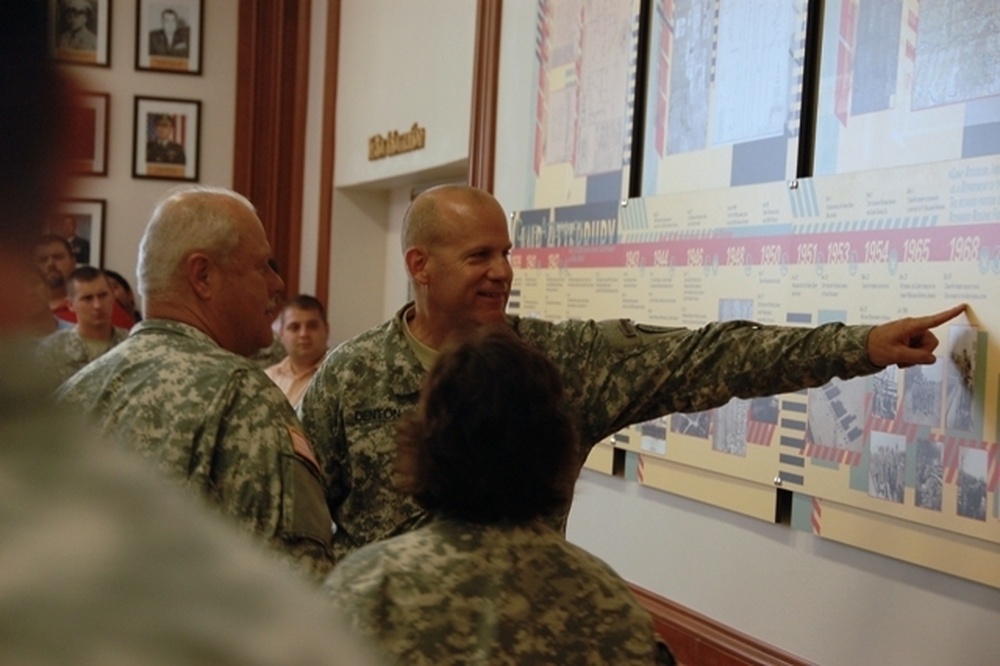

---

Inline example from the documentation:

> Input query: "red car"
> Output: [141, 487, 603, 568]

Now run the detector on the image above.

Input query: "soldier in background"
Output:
[299, 184, 967, 561]
[58, 185, 335, 579]
[33, 234, 77, 317]
[325, 327, 669, 664]
[34, 233, 136, 329]
[104, 269, 143, 322]
[37, 266, 128, 385]
[1, 2, 375, 663]
[20, 267, 72, 338]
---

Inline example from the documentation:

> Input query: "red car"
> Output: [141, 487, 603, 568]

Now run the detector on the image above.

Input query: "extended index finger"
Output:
[913, 303, 967, 330]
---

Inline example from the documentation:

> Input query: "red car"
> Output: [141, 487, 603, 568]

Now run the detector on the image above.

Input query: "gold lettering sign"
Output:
[368, 123, 427, 161]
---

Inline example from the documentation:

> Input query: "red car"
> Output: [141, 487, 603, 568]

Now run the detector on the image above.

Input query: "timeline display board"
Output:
[508, 154, 1000, 587]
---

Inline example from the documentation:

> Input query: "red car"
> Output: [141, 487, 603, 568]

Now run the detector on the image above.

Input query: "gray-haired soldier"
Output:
[58, 185, 335, 579]
[299, 184, 967, 561]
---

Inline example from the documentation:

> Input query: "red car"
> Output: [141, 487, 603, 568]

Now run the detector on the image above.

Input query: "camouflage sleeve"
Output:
[298, 362, 349, 511]
[215, 371, 334, 578]
[35, 330, 85, 387]
[526, 318, 878, 442]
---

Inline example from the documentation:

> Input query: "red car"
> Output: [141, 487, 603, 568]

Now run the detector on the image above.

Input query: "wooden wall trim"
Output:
[468, 0, 502, 192]
[314, 0, 340, 308]
[629, 584, 814, 666]
[234, 0, 312, 296]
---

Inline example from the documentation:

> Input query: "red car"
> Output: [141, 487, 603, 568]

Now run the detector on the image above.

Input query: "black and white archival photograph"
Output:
[135, 0, 203, 74]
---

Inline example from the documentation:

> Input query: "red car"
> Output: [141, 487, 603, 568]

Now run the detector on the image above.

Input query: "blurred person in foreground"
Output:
[266, 294, 330, 407]
[325, 327, 671, 665]
[57, 185, 335, 579]
[0, 2, 376, 663]
[299, 184, 968, 561]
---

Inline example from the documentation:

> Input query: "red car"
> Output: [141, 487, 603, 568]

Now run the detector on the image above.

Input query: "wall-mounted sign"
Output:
[368, 123, 426, 161]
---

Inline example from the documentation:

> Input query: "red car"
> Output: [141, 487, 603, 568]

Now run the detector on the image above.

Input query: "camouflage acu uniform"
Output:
[0, 339, 378, 665]
[36, 325, 129, 385]
[57, 319, 335, 579]
[325, 519, 657, 665]
[299, 304, 879, 560]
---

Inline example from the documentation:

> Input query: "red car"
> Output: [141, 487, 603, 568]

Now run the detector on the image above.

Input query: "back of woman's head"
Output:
[395, 326, 579, 524]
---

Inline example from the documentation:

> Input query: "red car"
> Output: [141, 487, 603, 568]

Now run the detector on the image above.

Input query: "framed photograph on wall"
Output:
[68, 92, 109, 176]
[132, 96, 201, 181]
[49, 199, 106, 267]
[49, 0, 111, 67]
[135, 0, 203, 74]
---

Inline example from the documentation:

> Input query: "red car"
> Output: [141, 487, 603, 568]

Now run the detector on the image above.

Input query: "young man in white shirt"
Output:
[266, 294, 330, 407]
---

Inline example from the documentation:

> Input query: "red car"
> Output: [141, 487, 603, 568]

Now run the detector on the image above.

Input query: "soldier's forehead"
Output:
[38, 243, 68, 255]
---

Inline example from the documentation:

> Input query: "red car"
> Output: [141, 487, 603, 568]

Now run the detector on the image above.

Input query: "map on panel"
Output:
[529, 0, 639, 208]
[640, 0, 806, 196]
[814, 0, 1000, 175]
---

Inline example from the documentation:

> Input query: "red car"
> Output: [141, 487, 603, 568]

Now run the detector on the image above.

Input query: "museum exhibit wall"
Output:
[489, 2, 1000, 665]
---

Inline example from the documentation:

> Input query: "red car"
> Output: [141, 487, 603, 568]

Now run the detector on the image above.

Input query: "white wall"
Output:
[63, 0, 239, 306]
[332, 0, 475, 188]
[313, 0, 475, 343]
[567, 470, 1000, 665]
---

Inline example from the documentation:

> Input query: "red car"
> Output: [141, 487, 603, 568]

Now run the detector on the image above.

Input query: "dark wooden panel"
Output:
[234, 0, 312, 297]
[468, 0, 502, 192]
[630, 584, 815, 666]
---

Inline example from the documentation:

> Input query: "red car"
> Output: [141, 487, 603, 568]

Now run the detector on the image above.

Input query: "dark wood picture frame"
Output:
[68, 91, 110, 176]
[50, 198, 106, 267]
[132, 96, 201, 181]
[135, 0, 203, 74]
[49, 0, 111, 67]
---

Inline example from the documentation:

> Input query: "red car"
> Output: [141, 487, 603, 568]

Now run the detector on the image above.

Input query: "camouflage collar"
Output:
[132, 318, 219, 348]
[383, 304, 426, 398]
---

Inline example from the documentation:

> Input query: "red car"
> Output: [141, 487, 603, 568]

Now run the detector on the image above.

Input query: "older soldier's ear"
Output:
[404, 247, 430, 284]
[185, 252, 214, 300]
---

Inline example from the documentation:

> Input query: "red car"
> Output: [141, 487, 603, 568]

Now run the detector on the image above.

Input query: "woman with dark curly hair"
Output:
[325, 326, 670, 665]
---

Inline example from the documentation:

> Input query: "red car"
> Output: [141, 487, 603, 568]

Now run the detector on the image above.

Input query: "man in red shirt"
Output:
[33, 234, 135, 329]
